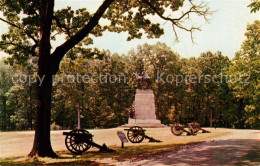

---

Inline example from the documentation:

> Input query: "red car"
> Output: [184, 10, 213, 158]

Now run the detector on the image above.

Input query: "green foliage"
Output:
[52, 52, 134, 129]
[125, 43, 235, 127]
[0, 0, 40, 65]
[0, 61, 15, 130]
[228, 20, 260, 129]
[248, 0, 260, 13]
[2, 63, 37, 130]
[0, 0, 211, 65]
[0, 37, 259, 130]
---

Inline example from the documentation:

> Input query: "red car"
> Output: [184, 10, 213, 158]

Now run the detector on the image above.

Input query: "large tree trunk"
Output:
[29, 74, 56, 157]
[29, 0, 56, 157]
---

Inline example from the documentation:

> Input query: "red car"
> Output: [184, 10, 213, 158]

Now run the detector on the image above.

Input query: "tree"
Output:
[6, 66, 37, 130]
[173, 51, 233, 127]
[197, 51, 231, 127]
[0, 0, 211, 157]
[53, 51, 133, 129]
[0, 61, 15, 130]
[229, 20, 260, 129]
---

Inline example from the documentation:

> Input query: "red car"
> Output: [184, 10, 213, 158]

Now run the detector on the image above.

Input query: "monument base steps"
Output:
[121, 123, 167, 128]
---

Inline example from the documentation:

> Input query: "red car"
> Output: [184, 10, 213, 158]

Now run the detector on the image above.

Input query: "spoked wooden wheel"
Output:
[65, 129, 92, 155]
[171, 123, 184, 136]
[188, 122, 200, 134]
[189, 127, 199, 134]
[127, 126, 145, 143]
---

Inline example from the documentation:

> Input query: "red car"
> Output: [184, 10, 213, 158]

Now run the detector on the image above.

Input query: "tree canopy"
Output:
[0, 0, 211, 67]
[229, 20, 260, 128]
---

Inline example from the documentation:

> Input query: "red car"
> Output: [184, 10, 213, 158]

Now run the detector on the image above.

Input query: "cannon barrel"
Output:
[63, 131, 93, 137]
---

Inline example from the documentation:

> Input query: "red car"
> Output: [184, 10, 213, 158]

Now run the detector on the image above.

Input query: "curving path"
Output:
[113, 129, 260, 166]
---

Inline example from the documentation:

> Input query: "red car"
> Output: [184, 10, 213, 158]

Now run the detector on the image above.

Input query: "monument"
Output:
[123, 72, 165, 128]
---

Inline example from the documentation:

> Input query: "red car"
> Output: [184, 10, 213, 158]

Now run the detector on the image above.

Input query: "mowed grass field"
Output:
[0, 127, 229, 165]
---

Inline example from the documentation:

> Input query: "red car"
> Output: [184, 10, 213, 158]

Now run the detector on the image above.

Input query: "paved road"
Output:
[112, 129, 260, 166]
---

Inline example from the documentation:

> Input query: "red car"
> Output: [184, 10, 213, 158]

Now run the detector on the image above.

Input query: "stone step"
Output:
[135, 96, 154, 98]
[135, 107, 156, 111]
[136, 89, 154, 94]
[135, 115, 157, 119]
[135, 102, 155, 105]
[128, 118, 162, 124]
[122, 122, 167, 128]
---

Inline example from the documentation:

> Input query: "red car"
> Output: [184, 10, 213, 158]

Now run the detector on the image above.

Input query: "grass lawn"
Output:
[0, 131, 229, 166]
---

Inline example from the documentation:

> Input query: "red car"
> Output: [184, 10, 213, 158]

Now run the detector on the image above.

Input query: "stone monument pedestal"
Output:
[123, 89, 165, 128]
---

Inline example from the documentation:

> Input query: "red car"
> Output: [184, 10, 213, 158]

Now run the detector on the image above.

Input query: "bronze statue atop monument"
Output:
[132, 70, 152, 89]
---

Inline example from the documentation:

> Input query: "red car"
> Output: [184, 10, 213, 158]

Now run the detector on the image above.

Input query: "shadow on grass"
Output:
[0, 158, 100, 166]
[234, 144, 260, 166]
[0, 154, 100, 166]
[0, 142, 202, 166]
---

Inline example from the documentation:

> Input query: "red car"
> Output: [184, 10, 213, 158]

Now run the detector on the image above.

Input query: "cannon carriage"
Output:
[171, 122, 210, 136]
[63, 129, 114, 155]
[124, 126, 162, 143]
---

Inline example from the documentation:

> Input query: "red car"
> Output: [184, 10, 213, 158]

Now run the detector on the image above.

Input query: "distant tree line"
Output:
[0, 20, 259, 130]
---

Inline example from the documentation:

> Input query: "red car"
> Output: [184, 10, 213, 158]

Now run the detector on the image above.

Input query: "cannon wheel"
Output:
[189, 127, 199, 134]
[65, 129, 92, 155]
[188, 122, 200, 134]
[127, 126, 145, 143]
[171, 123, 184, 136]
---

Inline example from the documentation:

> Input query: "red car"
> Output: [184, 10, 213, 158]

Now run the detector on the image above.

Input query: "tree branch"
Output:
[52, 15, 71, 37]
[141, 0, 211, 42]
[0, 18, 39, 45]
[0, 42, 28, 51]
[51, 0, 115, 70]
[0, 42, 38, 57]
[112, 0, 130, 24]
[142, 0, 173, 21]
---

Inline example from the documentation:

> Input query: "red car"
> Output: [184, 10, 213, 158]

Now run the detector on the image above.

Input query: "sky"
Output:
[0, 0, 259, 59]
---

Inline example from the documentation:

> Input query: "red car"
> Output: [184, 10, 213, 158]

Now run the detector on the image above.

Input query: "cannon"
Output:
[63, 129, 115, 155]
[188, 122, 210, 134]
[171, 122, 210, 136]
[124, 126, 162, 143]
[171, 123, 196, 136]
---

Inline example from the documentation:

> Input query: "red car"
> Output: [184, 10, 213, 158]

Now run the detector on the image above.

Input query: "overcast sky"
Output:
[0, 0, 259, 59]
